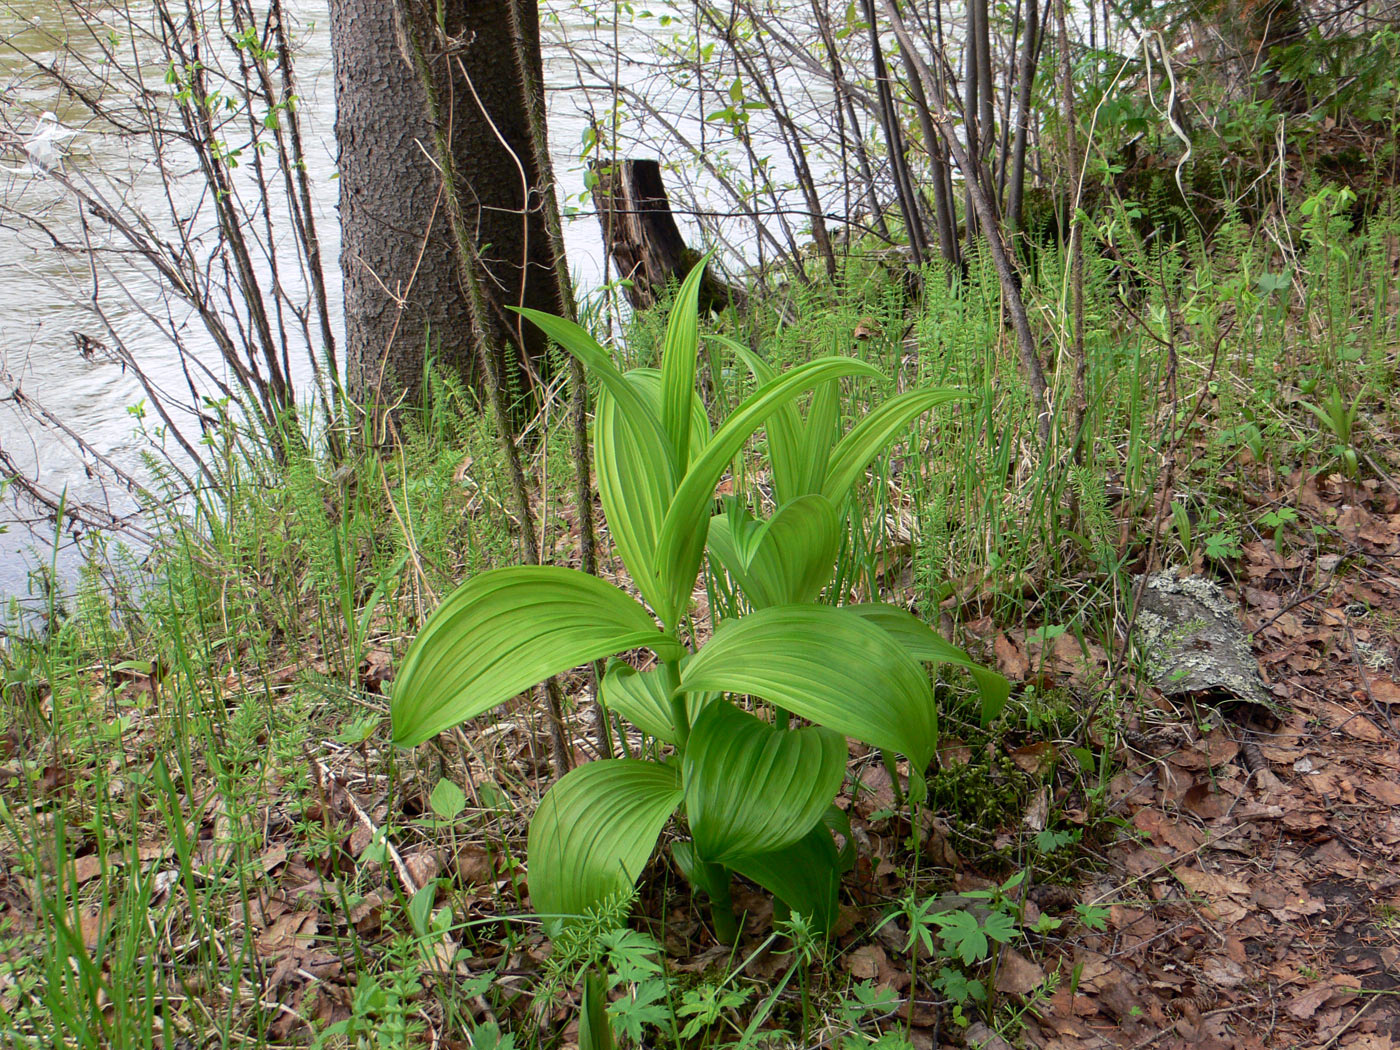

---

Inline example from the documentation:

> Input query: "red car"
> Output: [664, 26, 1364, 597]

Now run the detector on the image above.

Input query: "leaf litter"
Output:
[1016, 471, 1400, 1050]
[2, 463, 1399, 1048]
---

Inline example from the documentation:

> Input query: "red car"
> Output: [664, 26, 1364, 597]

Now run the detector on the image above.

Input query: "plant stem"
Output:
[664, 657, 689, 748]
[707, 865, 740, 943]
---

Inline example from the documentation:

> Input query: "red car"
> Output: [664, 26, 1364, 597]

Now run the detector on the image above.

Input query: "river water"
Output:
[0, 0, 827, 603]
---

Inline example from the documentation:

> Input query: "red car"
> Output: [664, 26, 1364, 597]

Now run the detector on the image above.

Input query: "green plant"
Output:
[390, 259, 1007, 940]
[1299, 385, 1365, 477]
[879, 873, 1032, 1025]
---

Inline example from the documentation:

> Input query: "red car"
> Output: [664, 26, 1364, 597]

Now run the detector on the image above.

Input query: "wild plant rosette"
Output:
[390, 259, 1008, 936]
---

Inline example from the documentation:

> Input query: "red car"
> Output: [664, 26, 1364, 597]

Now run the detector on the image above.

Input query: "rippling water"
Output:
[0, 0, 756, 601]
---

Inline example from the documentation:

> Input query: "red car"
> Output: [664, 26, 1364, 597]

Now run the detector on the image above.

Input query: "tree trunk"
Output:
[590, 159, 744, 313]
[330, 0, 565, 411]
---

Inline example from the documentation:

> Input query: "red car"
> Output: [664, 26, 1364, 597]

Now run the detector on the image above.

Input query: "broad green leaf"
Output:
[680, 604, 937, 769]
[708, 333, 805, 502]
[707, 495, 840, 608]
[821, 388, 968, 505]
[579, 970, 616, 1050]
[593, 370, 705, 616]
[600, 659, 715, 744]
[935, 910, 990, 965]
[729, 823, 841, 932]
[528, 759, 682, 922]
[627, 368, 712, 469]
[739, 495, 840, 607]
[703, 500, 751, 593]
[983, 910, 1018, 944]
[655, 357, 885, 627]
[683, 701, 845, 863]
[793, 381, 842, 500]
[428, 779, 467, 820]
[391, 567, 681, 747]
[660, 256, 712, 470]
[600, 660, 676, 743]
[408, 883, 437, 939]
[594, 382, 674, 618]
[515, 308, 674, 475]
[846, 604, 1010, 725]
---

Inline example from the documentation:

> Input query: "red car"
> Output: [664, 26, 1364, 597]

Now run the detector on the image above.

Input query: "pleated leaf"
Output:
[670, 839, 730, 901]
[683, 701, 846, 863]
[739, 495, 840, 607]
[527, 759, 682, 922]
[847, 603, 1011, 725]
[594, 383, 674, 618]
[626, 368, 712, 470]
[730, 823, 841, 932]
[679, 604, 937, 769]
[709, 334, 806, 503]
[794, 381, 842, 501]
[659, 256, 712, 470]
[391, 567, 681, 747]
[594, 370, 709, 615]
[707, 495, 840, 608]
[821, 388, 968, 505]
[600, 659, 715, 744]
[655, 357, 885, 627]
[579, 971, 615, 1050]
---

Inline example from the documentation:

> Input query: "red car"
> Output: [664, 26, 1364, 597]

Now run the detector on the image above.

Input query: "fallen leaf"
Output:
[994, 949, 1047, 996]
[994, 634, 1029, 680]
[1201, 956, 1249, 989]
[845, 944, 884, 980]
[1174, 866, 1251, 899]
[1010, 741, 1057, 776]
[1320, 701, 1385, 743]
[1369, 677, 1400, 705]
[257, 911, 317, 955]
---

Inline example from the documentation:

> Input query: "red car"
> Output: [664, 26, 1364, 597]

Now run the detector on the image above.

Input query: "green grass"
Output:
[2, 183, 1398, 1047]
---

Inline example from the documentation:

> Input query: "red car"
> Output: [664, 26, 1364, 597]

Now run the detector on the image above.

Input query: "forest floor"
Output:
[1015, 469, 1400, 1050]
[11, 466, 1391, 1050]
[3, 214, 1400, 1049]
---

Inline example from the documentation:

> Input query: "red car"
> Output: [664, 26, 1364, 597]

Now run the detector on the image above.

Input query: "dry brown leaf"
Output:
[995, 949, 1047, 996]
[852, 316, 881, 340]
[994, 633, 1029, 680]
[72, 855, 105, 884]
[1201, 956, 1249, 989]
[257, 911, 317, 956]
[452, 844, 494, 886]
[1327, 701, 1387, 742]
[1362, 778, 1400, 805]
[1134, 807, 1206, 852]
[1369, 677, 1400, 705]
[79, 907, 106, 949]
[402, 848, 441, 889]
[1174, 866, 1251, 899]
[1171, 731, 1241, 771]
[845, 944, 884, 980]
[1287, 976, 1361, 1020]
[936, 738, 972, 768]
[1010, 741, 1057, 776]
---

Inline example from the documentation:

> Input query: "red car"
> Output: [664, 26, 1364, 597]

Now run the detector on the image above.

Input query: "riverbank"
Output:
[2, 182, 1399, 1047]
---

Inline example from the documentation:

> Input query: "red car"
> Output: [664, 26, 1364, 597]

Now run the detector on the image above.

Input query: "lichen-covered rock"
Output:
[1132, 570, 1287, 720]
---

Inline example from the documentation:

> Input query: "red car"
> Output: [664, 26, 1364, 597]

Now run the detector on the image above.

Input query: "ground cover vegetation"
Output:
[2, 0, 1400, 1048]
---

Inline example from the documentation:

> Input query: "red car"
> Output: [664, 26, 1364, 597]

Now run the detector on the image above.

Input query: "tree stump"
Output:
[589, 158, 744, 313]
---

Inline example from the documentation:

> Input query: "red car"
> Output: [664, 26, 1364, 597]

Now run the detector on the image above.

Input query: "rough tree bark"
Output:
[589, 159, 745, 313]
[329, 0, 565, 410]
